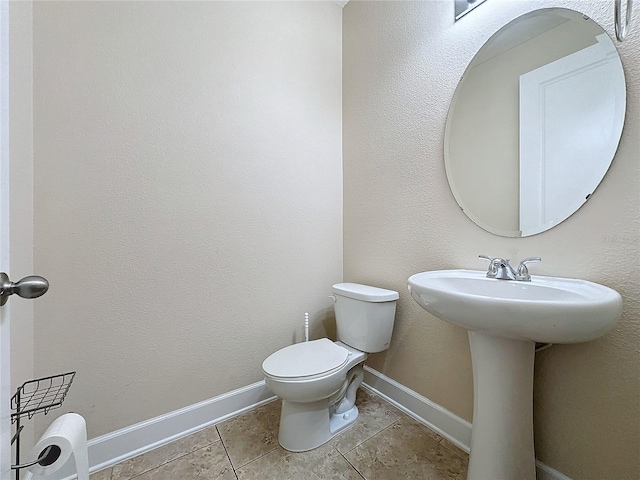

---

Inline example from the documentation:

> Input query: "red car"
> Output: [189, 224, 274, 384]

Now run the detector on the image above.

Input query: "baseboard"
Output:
[30, 368, 570, 480]
[535, 460, 573, 480]
[362, 365, 472, 453]
[27, 380, 276, 480]
[362, 365, 572, 480]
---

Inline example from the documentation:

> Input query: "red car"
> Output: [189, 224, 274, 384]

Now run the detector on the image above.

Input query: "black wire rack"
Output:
[10, 372, 76, 479]
[11, 372, 75, 422]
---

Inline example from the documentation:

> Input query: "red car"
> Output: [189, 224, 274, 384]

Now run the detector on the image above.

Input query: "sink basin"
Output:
[408, 269, 623, 480]
[408, 269, 622, 343]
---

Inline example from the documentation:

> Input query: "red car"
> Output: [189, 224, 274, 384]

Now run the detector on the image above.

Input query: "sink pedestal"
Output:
[467, 331, 536, 480]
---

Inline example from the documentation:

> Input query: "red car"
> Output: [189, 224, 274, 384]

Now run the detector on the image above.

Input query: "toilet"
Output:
[262, 282, 399, 452]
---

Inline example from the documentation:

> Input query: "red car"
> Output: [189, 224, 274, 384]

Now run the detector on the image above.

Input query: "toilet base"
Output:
[329, 404, 359, 437]
[278, 400, 359, 452]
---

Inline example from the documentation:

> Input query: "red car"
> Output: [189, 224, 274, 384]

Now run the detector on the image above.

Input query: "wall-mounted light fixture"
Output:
[455, 0, 489, 21]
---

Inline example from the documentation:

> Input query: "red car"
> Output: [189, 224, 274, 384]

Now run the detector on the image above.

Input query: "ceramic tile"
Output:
[331, 387, 402, 454]
[438, 437, 469, 461]
[217, 400, 281, 468]
[105, 388, 468, 480]
[132, 443, 235, 480]
[236, 443, 363, 480]
[394, 409, 447, 444]
[90, 467, 112, 480]
[111, 424, 221, 479]
[345, 418, 468, 480]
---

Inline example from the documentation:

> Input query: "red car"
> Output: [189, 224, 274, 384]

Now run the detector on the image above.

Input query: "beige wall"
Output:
[343, 1, 639, 479]
[9, 0, 35, 452]
[32, 1, 343, 439]
[15, 0, 639, 477]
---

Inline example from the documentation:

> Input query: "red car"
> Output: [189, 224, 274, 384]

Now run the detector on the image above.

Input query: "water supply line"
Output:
[304, 312, 309, 342]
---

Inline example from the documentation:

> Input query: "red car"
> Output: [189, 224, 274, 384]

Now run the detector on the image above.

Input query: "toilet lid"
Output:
[262, 339, 349, 379]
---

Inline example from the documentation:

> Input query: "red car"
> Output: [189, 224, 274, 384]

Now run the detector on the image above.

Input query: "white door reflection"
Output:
[519, 34, 626, 236]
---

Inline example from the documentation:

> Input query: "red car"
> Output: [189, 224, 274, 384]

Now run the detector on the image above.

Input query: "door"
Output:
[1, 0, 11, 475]
[519, 33, 625, 236]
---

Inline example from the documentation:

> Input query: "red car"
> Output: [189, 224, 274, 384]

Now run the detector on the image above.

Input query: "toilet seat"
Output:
[262, 339, 349, 380]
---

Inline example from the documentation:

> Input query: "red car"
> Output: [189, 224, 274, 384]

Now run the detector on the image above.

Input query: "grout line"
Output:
[117, 433, 223, 480]
[340, 415, 403, 457]
[215, 425, 239, 479]
[338, 418, 397, 456]
[228, 445, 280, 471]
[122, 443, 212, 480]
[216, 419, 279, 471]
[120, 453, 189, 480]
[337, 449, 366, 480]
[214, 402, 283, 471]
[331, 389, 404, 456]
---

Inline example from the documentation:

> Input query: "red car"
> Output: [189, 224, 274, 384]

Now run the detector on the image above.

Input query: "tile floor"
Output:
[90, 388, 468, 479]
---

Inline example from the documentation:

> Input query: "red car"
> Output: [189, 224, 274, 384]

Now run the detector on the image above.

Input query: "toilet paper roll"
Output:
[27, 413, 89, 480]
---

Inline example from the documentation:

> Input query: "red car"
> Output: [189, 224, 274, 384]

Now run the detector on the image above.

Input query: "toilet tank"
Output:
[332, 283, 399, 353]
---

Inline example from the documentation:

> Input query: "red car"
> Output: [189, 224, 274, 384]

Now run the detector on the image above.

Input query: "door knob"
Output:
[0, 272, 49, 306]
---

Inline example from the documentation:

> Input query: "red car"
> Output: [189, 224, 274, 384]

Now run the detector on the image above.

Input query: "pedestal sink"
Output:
[407, 269, 622, 480]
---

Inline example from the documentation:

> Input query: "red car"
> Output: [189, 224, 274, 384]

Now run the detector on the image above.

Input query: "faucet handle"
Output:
[479, 255, 496, 271]
[518, 257, 541, 267]
[479, 255, 511, 264]
[516, 257, 541, 281]
[479, 255, 501, 277]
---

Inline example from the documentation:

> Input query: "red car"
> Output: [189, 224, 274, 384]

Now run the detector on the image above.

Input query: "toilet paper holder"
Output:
[10, 371, 76, 479]
[11, 445, 60, 470]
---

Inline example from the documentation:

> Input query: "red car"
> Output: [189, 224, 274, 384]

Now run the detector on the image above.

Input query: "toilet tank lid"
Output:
[332, 283, 399, 302]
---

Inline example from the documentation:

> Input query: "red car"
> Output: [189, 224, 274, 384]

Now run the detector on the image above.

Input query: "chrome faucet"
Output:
[479, 255, 541, 281]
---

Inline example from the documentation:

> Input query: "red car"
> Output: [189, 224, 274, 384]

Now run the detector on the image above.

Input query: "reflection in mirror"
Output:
[444, 8, 626, 237]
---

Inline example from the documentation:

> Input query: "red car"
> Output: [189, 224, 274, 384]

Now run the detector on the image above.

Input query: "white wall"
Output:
[32, 1, 343, 439]
[9, 0, 34, 452]
[343, 1, 639, 478]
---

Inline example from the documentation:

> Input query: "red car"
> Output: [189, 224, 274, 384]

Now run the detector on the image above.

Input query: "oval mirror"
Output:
[444, 8, 626, 237]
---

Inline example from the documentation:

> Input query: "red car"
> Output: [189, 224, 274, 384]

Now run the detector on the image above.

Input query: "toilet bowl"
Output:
[262, 283, 399, 452]
[264, 340, 367, 451]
